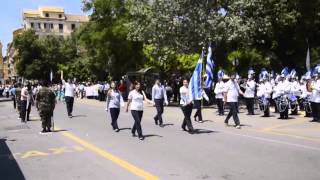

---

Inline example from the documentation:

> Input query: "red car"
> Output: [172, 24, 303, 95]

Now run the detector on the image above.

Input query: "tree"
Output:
[79, 0, 145, 80]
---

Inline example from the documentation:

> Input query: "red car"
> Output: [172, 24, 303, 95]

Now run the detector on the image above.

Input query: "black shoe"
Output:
[181, 127, 187, 131]
[154, 118, 158, 125]
[188, 130, 195, 134]
[47, 128, 52, 132]
[132, 133, 136, 137]
[41, 129, 47, 133]
[310, 119, 318, 122]
[194, 117, 198, 122]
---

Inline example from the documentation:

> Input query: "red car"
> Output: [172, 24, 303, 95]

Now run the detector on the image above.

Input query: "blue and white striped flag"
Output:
[189, 52, 203, 101]
[205, 44, 214, 88]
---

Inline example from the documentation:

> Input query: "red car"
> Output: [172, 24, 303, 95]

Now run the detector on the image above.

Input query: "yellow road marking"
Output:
[21, 151, 49, 159]
[61, 131, 159, 180]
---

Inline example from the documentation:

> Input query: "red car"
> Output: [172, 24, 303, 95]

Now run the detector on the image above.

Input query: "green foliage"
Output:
[143, 44, 199, 76]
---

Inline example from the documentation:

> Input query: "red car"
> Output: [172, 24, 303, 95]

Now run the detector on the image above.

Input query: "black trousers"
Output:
[225, 102, 240, 126]
[12, 96, 16, 109]
[271, 99, 279, 113]
[216, 98, 224, 115]
[193, 100, 202, 121]
[131, 110, 143, 137]
[311, 102, 320, 121]
[154, 99, 164, 125]
[20, 100, 27, 122]
[26, 102, 31, 121]
[65, 96, 74, 116]
[181, 104, 194, 131]
[109, 108, 120, 130]
[263, 98, 270, 117]
[245, 98, 255, 115]
[279, 104, 289, 119]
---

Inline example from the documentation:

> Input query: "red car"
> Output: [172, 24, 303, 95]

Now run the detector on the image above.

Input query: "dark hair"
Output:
[110, 81, 119, 92]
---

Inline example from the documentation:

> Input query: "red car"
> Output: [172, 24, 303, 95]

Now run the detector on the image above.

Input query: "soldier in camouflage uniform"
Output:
[36, 80, 56, 133]
[15, 83, 22, 119]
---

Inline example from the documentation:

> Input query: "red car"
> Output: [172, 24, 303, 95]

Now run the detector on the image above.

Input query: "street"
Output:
[1, 99, 320, 180]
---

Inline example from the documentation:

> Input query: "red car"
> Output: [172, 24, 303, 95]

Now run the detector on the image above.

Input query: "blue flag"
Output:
[189, 52, 203, 101]
[205, 44, 214, 88]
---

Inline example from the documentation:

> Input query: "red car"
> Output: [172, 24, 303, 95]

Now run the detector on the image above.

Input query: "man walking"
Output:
[36, 80, 56, 133]
[20, 82, 29, 123]
[152, 79, 168, 127]
[61, 74, 75, 118]
[224, 74, 243, 129]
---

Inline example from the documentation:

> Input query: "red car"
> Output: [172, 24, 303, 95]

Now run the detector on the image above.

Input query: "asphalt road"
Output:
[0, 99, 320, 180]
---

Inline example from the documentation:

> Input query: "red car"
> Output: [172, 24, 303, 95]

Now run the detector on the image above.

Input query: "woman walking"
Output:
[126, 81, 152, 140]
[106, 81, 124, 132]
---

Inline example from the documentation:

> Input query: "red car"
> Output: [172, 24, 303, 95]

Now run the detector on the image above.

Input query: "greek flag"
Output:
[205, 44, 214, 88]
[189, 52, 203, 101]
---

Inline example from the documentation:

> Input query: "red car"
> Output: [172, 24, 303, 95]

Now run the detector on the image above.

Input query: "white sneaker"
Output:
[236, 125, 241, 129]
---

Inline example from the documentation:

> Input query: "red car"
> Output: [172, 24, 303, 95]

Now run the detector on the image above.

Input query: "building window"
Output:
[45, 13, 49, 17]
[38, 23, 41, 29]
[44, 23, 47, 29]
[71, 24, 76, 30]
[59, 24, 63, 31]
[50, 23, 54, 29]
[30, 22, 34, 28]
[59, 14, 62, 18]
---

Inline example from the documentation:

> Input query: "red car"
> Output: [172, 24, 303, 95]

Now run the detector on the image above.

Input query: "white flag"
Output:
[306, 47, 311, 71]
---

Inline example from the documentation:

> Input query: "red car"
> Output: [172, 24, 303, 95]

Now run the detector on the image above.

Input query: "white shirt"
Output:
[179, 86, 191, 106]
[244, 80, 256, 98]
[224, 80, 241, 102]
[107, 90, 124, 109]
[290, 81, 302, 97]
[64, 82, 76, 97]
[276, 80, 291, 96]
[128, 90, 144, 111]
[214, 81, 225, 99]
[311, 80, 320, 103]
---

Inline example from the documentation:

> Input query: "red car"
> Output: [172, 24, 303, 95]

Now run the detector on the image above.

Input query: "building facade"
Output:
[0, 41, 3, 84]
[23, 7, 89, 38]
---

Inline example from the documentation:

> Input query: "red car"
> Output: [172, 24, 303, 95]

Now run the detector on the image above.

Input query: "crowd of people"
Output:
[2, 65, 320, 140]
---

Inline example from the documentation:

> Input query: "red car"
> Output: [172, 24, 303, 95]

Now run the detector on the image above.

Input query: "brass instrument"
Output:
[306, 80, 313, 92]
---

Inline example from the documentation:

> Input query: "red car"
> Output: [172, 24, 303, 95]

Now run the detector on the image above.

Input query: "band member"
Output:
[310, 69, 320, 122]
[258, 71, 272, 117]
[289, 73, 301, 115]
[180, 79, 194, 133]
[126, 81, 152, 140]
[301, 74, 312, 117]
[224, 74, 243, 129]
[152, 79, 168, 127]
[244, 69, 256, 115]
[277, 70, 291, 119]
[106, 81, 124, 132]
[214, 70, 225, 115]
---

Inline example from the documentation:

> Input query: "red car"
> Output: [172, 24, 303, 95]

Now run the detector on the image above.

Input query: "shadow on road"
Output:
[119, 128, 132, 131]
[52, 129, 68, 133]
[193, 129, 217, 134]
[72, 115, 87, 118]
[0, 138, 25, 180]
[143, 134, 163, 138]
[161, 123, 174, 127]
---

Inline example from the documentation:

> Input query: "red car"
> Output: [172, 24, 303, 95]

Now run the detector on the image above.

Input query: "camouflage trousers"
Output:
[40, 114, 52, 129]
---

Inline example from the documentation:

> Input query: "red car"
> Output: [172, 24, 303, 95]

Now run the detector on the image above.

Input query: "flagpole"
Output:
[201, 46, 206, 108]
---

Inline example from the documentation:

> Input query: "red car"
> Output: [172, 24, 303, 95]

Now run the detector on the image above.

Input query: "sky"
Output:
[0, 0, 88, 55]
